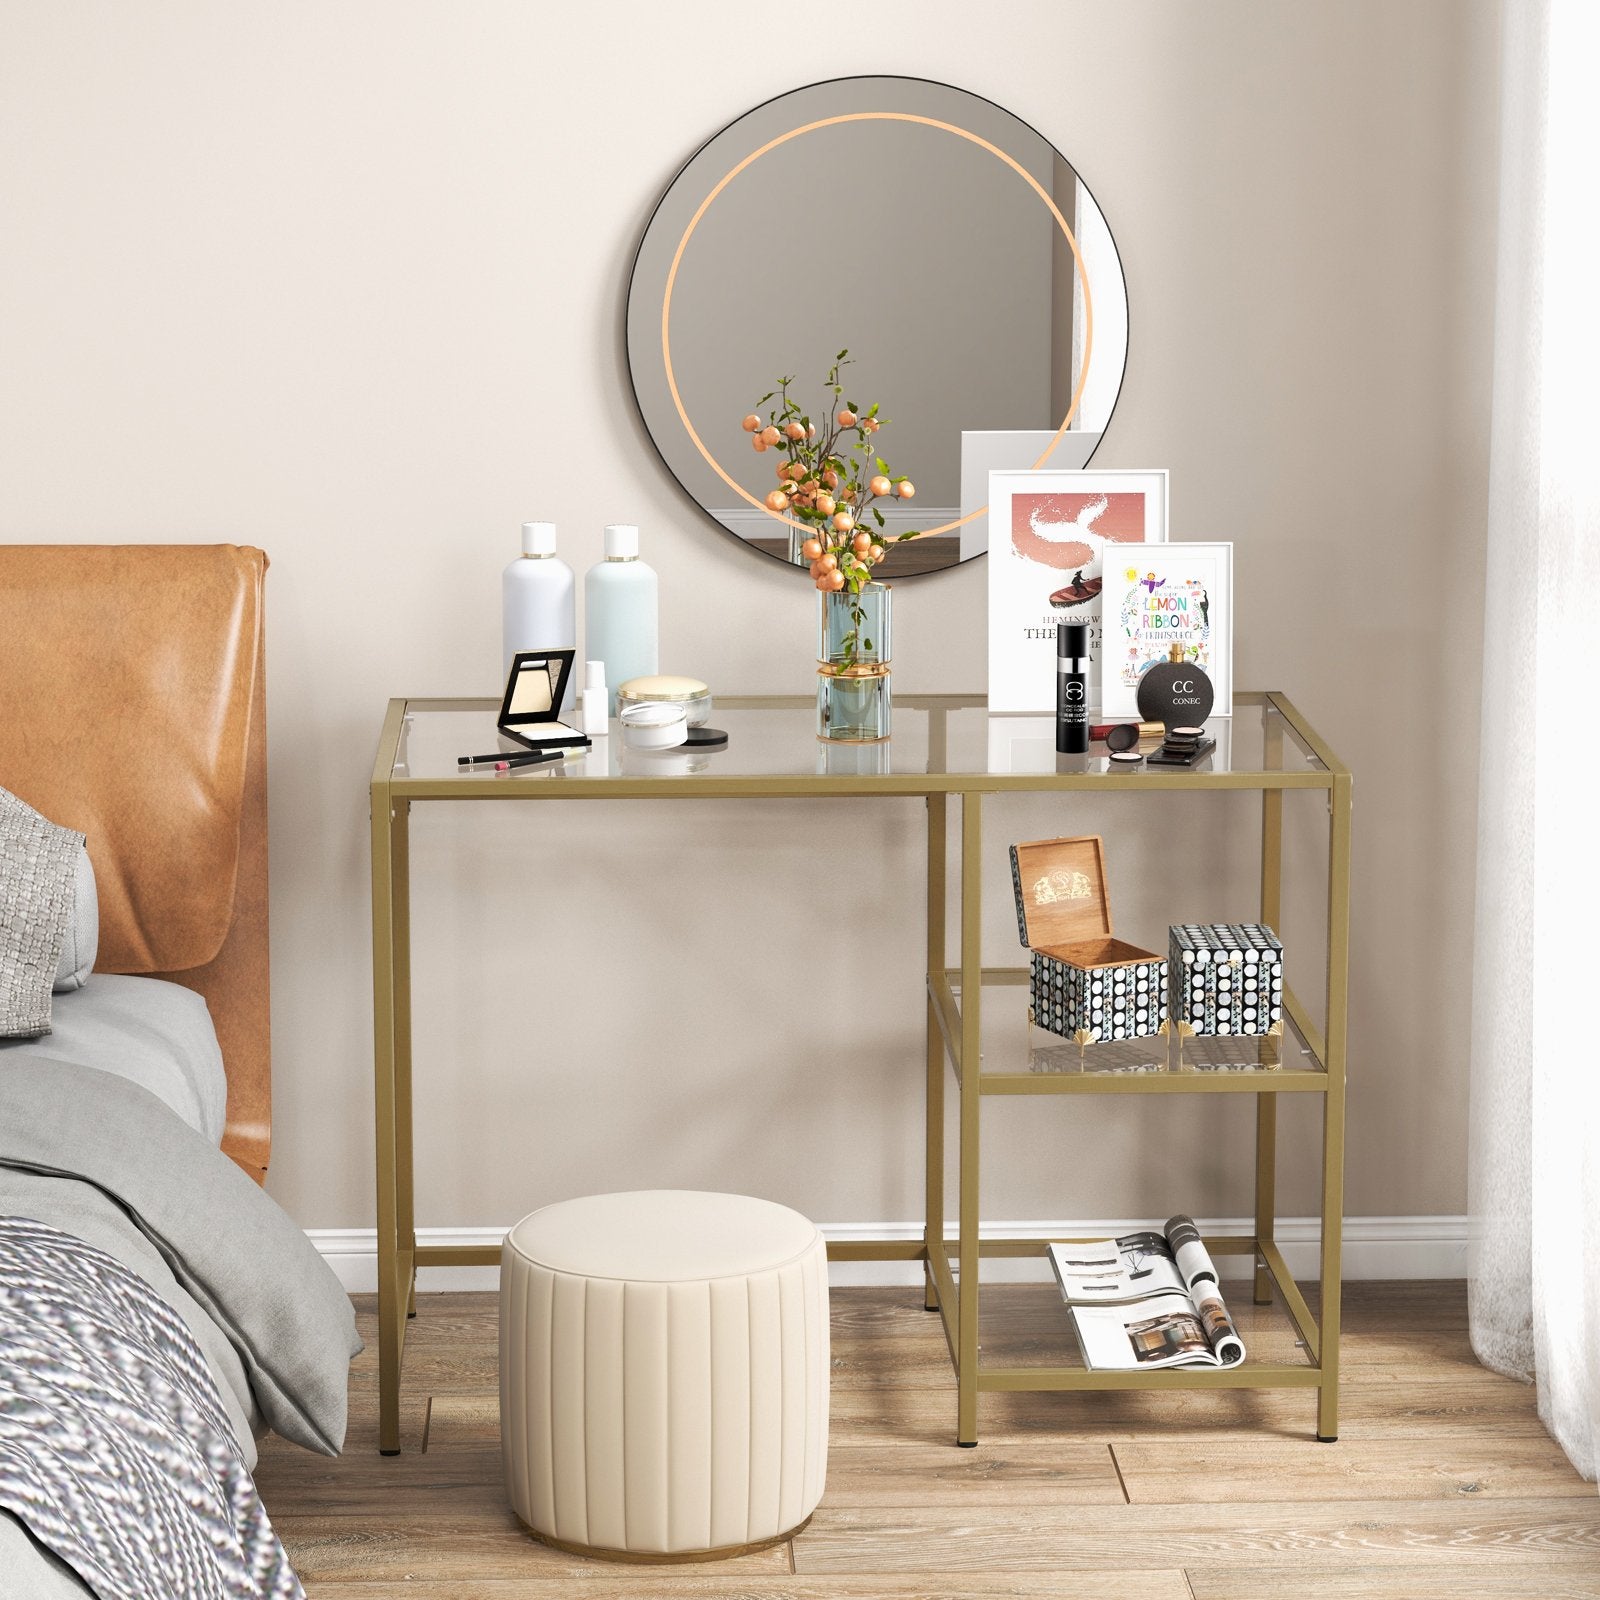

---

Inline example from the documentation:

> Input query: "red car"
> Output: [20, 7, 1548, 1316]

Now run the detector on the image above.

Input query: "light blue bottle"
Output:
[584, 524, 658, 713]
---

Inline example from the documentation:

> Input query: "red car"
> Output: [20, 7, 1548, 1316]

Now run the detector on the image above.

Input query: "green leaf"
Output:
[868, 401, 880, 416]
[876, 457, 888, 474]
[873, 509, 885, 527]
[837, 348, 848, 360]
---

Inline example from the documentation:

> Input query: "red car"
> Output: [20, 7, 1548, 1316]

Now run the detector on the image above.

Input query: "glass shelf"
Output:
[932, 968, 1329, 1094]
[970, 1279, 1315, 1378]
[378, 691, 1335, 795]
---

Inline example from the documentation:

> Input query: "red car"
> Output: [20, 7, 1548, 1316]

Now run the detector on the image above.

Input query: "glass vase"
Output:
[816, 582, 892, 742]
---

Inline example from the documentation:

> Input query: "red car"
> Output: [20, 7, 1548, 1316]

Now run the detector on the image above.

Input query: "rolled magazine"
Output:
[1164, 1214, 1245, 1366]
[1047, 1214, 1247, 1370]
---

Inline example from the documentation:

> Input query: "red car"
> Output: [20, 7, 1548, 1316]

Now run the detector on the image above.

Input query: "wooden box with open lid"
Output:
[1009, 834, 1168, 1047]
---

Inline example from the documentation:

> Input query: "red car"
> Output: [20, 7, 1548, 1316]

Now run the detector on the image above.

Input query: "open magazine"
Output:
[1047, 1215, 1246, 1370]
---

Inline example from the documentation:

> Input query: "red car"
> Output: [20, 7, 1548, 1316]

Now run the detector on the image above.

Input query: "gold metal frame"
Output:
[370, 691, 1350, 1453]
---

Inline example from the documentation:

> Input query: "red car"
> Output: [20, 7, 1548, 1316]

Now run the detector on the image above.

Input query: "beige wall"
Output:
[0, 2, 1498, 1241]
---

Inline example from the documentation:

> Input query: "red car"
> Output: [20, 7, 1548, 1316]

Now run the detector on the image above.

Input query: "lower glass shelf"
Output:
[969, 1280, 1317, 1387]
[933, 967, 1330, 1094]
[922, 1234, 1328, 1393]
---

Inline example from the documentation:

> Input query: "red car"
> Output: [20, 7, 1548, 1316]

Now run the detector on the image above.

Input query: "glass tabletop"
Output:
[381, 693, 1335, 791]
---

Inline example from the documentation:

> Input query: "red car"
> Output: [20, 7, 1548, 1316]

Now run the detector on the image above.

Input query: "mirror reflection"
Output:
[628, 77, 1128, 578]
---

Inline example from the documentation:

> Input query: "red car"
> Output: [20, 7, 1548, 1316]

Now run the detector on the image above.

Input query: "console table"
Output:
[370, 692, 1349, 1454]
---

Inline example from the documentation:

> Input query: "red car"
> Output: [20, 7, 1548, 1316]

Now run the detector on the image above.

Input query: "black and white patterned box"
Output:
[1167, 923, 1283, 1036]
[1029, 949, 1168, 1044]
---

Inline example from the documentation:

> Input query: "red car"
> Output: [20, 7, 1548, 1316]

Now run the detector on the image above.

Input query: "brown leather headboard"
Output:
[0, 545, 271, 1181]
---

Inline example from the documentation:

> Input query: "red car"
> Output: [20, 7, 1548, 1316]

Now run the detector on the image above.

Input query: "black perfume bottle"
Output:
[1056, 621, 1089, 754]
[1136, 643, 1214, 729]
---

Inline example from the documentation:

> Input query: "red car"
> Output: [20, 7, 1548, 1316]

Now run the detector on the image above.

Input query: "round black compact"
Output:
[683, 725, 729, 749]
[1104, 723, 1141, 753]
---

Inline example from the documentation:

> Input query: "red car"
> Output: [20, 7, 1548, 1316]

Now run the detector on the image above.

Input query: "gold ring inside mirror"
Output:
[627, 77, 1128, 578]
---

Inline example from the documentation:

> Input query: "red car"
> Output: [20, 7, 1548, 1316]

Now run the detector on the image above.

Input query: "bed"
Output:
[0, 545, 359, 1600]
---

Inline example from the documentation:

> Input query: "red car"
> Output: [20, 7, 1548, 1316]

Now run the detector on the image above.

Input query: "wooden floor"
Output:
[255, 1281, 1600, 1598]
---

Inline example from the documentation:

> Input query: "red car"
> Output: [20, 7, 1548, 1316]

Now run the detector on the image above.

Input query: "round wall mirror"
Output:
[626, 76, 1128, 579]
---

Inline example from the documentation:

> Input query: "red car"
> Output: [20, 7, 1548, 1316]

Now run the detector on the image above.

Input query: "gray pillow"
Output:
[0, 787, 86, 1038]
[53, 843, 98, 992]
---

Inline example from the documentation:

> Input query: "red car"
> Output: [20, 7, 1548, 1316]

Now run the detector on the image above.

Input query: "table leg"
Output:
[1256, 737, 1284, 1305]
[1318, 771, 1352, 1442]
[957, 792, 982, 1446]
[925, 792, 947, 1313]
[392, 800, 415, 1321]
[371, 787, 413, 1455]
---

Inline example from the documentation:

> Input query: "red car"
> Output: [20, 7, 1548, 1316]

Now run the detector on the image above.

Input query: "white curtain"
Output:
[1469, 0, 1600, 1483]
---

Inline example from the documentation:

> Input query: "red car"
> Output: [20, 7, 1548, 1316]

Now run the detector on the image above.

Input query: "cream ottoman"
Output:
[500, 1190, 829, 1561]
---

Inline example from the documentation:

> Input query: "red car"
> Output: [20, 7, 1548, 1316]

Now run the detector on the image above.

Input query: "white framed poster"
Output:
[1099, 542, 1234, 719]
[986, 469, 1169, 713]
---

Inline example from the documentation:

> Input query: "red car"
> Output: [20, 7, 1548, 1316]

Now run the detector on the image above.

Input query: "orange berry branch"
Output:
[739, 350, 922, 604]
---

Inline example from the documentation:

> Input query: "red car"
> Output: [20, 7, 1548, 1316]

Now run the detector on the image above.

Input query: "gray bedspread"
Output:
[0, 1056, 361, 1598]
[0, 976, 229, 1145]
[0, 1218, 304, 1600]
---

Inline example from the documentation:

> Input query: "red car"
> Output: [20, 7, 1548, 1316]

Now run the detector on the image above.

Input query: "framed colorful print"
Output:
[986, 469, 1169, 713]
[1099, 541, 1234, 719]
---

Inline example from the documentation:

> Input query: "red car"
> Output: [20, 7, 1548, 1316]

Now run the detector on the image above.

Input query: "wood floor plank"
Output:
[304, 1576, 1194, 1599]
[789, 1498, 1600, 1573]
[417, 1399, 1126, 1508]
[1187, 1560, 1600, 1599]
[823, 1379, 1546, 1444]
[421, 1367, 1546, 1453]
[273, 1512, 791, 1582]
[1114, 1435, 1595, 1503]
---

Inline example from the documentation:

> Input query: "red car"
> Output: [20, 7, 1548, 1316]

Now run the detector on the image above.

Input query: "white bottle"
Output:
[581, 659, 609, 736]
[584, 524, 658, 713]
[502, 521, 576, 713]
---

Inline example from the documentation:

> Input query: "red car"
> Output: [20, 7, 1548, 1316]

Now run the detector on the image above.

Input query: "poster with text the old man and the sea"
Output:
[986, 469, 1169, 714]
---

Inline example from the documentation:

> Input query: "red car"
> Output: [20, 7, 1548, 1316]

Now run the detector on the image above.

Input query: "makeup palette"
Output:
[1145, 726, 1216, 768]
[498, 650, 591, 751]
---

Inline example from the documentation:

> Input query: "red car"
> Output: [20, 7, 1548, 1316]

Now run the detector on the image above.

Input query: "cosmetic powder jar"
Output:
[617, 675, 713, 727]
[1104, 723, 1141, 753]
[619, 701, 688, 750]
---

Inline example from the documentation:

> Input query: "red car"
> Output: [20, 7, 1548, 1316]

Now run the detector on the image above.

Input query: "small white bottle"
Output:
[584, 524, 658, 713]
[581, 659, 609, 736]
[502, 521, 576, 713]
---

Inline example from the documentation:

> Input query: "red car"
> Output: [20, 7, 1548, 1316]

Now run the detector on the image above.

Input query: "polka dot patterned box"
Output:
[1009, 835, 1168, 1046]
[1168, 923, 1284, 1038]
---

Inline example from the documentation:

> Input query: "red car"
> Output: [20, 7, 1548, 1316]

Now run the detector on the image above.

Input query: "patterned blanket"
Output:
[0, 1217, 303, 1600]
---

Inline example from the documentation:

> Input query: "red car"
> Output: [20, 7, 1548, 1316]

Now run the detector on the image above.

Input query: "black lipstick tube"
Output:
[1056, 621, 1089, 754]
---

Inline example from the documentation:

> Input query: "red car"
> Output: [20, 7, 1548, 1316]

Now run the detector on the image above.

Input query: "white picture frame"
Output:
[958, 430, 1102, 562]
[1099, 541, 1234, 719]
[986, 469, 1169, 714]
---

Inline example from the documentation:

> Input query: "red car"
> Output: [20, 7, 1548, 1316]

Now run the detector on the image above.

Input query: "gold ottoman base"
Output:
[521, 1513, 814, 1565]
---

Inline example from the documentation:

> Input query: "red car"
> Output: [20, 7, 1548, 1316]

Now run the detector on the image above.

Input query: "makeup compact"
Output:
[619, 700, 688, 750]
[498, 650, 591, 752]
[1146, 726, 1217, 767]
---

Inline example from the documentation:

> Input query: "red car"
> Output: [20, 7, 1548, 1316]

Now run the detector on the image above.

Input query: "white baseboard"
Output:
[308, 1215, 1468, 1296]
